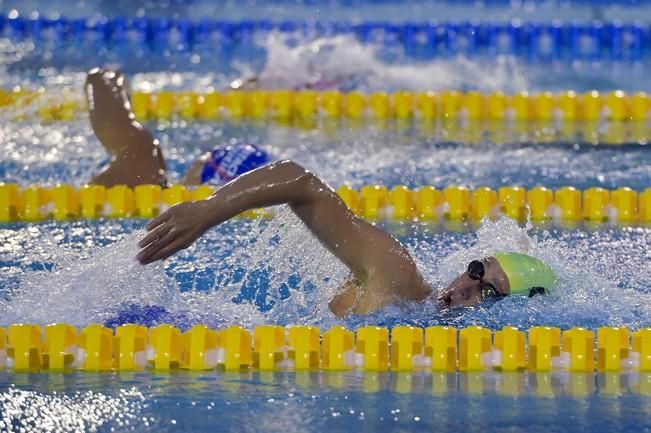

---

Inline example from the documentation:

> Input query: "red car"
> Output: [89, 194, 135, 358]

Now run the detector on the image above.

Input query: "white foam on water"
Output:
[0, 32, 530, 94]
[2, 210, 649, 331]
[1, 230, 173, 325]
[238, 32, 530, 93]
[0, 206, 347, 328]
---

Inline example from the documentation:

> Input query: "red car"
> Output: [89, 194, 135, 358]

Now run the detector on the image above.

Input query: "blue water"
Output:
[1, 1, 651, 433]
[2, 0, 651, 23]
[1, 120, 650, 189]
[1, 371, 651, 433]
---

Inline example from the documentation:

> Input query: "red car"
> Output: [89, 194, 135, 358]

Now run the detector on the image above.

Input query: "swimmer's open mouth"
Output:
[437, 294, 451, 310]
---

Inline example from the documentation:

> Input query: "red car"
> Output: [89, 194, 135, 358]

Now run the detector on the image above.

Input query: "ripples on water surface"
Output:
[1, 371, 651, 433]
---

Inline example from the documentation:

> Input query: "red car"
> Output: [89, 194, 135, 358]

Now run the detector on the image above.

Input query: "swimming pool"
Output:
[1, 1, 651, 432]
[2, 370, 651, 433]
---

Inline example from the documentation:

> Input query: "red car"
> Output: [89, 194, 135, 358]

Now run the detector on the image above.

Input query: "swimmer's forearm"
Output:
[200, 160, 321, 226]
[196, 159, 395, 278]
[137, 160, 319, 264]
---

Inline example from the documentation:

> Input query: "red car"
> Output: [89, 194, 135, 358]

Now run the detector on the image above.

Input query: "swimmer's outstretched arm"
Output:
[137, 160, 432, 314]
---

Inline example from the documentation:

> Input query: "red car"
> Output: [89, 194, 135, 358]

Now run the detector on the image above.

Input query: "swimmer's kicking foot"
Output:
[135, 160, 557, 317]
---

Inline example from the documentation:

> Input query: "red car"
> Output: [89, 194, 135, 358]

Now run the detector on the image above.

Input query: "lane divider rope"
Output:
[2, 16, 650, 62]
[1, 323, 650, 373]
[1, 183, 649, 225]
[2, 88, 650, 123]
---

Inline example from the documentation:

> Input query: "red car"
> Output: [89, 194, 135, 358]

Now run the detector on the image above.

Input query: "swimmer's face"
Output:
[437, 256, 510, 309]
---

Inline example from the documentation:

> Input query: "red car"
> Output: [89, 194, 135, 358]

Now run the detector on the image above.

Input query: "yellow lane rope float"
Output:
[0, 183, 649, 225]
[1, 323, 650, 374]
[1, 88, 650, 123]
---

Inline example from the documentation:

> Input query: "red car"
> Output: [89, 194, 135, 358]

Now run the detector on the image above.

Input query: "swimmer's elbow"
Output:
[266, 160, 333, 210]
[85, 68, 101, 87]
[275, 159, 310, 177]
[273, 160, 321, 194]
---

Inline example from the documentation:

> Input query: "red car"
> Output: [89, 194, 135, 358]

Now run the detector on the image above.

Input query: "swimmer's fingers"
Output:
[138, 222, 172, 248]
[139, 236, 188, 264]
[146, 211, 171, 231]
[137, 229, 174, 264]
[157, 239, 189, 262]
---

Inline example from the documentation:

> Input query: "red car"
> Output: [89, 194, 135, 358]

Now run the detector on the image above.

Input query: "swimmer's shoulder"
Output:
[360, 234, 431, 302]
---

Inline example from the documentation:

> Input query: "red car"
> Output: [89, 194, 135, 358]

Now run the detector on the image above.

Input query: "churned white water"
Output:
[0, 29, 650, 93]
[1, 211, 649, 330]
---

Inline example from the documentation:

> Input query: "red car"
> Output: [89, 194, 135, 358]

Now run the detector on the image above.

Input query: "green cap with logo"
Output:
[493, 252, 557, 296]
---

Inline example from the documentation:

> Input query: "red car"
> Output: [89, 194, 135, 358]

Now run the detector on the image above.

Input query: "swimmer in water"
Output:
[85, 69, 557, 317]
[85, 67, 271, 189]
[134, 158, 557, 317]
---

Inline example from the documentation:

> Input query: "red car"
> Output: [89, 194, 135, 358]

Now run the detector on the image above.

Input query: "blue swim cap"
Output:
[200, 142, 271, 185]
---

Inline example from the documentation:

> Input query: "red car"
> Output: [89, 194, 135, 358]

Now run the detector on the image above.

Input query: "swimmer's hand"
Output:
[137, 201, 212, 264]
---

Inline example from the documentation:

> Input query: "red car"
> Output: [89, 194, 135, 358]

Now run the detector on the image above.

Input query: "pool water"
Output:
[2, 371, 651, 433]
[0, 121, 651, 432]
[1, 1, 651, 432]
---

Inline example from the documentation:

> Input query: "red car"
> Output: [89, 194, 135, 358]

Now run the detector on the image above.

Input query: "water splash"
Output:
[1, 229, 172, 325]
[1, 212, 649, 330]
[249, 33, 530, 93]
[2, 28, 649, 94]
[0, 207, 346, 329]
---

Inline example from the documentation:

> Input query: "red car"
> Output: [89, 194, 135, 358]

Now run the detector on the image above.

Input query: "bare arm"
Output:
[85, 68, 167, 187]
[85, 68, 142, 149]
[137, 160, 429, 303]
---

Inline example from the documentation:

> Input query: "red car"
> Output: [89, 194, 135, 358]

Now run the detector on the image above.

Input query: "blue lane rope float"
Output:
[1, 15, 651, 61]
[0, 183, 649, 225]
[2, 323, 651, 374]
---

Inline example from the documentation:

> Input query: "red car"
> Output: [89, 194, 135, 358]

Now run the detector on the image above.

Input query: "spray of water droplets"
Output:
[1, 210, 649, 330]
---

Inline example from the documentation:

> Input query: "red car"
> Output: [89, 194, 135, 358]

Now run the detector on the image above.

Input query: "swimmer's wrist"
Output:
[199, 196, 231, 227]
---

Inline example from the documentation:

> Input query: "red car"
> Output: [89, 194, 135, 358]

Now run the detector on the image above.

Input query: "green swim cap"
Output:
[493, 252, 557, 296]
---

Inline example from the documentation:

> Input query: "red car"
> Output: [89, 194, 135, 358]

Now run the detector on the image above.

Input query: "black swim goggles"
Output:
[467, 260, 505, 302]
